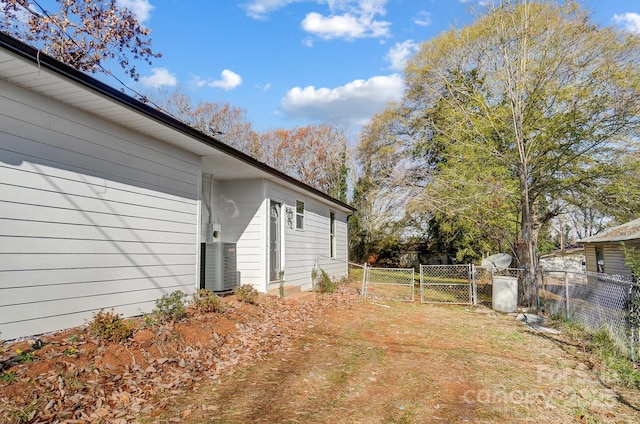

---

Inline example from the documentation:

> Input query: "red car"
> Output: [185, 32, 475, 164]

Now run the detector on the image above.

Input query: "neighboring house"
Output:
[539, 246, 586, 273]
[578, 218, 640, 279]
[0, 34, 354, 340]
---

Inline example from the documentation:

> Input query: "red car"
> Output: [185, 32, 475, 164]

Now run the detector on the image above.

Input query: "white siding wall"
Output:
[200, 174, 221, 241]
[0, 79, 200, 340]
[219, 180, 266, 291]
[266, 182, 349, 291]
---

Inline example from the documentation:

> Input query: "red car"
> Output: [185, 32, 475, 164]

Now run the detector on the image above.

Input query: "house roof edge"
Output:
[0, 33, 355, 212]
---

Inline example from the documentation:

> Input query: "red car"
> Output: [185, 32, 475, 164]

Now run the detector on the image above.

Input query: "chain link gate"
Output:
[362, 266, 415, 302]
[420, 264, 476, 305]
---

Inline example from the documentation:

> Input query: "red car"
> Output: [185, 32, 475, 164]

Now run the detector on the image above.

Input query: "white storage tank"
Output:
[492, 275, 518, 313]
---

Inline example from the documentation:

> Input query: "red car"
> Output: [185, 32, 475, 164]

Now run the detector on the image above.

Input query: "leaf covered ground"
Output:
[1, 283, 639, 423]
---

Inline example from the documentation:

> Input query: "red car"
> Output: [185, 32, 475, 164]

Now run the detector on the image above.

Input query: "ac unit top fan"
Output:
[481, 253, 512, 273]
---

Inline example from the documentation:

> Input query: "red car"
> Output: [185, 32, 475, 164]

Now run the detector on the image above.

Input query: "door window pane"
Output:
[296, 200, 304, 230]
[330, 212, 335, 258]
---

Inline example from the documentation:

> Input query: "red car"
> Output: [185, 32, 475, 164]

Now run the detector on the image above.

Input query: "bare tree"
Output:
[1, 0, 160, 79]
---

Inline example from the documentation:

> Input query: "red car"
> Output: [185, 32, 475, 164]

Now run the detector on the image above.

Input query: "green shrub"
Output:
[14, 349, 36, 364]
[234, 284, 259, 304]
[315, 269, 336, 294]
[590, 329, 640, 389]
[64, 347, 78, 356]
[88, 309, 133, 343]
[142, 314, 156, 327]
[192, 289, 224, 313]
[153, 290, 188, 322]
[1, 370, 16, 383]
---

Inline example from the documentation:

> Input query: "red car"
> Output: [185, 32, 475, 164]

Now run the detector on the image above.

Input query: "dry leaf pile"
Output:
[0, 287, 359, 423]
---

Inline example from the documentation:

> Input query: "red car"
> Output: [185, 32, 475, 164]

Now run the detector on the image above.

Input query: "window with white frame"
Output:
[296, 200, 304, 230]
[330, 212, 336, 257]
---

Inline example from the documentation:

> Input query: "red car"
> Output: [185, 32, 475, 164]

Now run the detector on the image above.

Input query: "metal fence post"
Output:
[564, 271, 570, 320]
[411, 268, 416, 302]
[419, 264, 423, 303]
[471, 264, 478, 306]
[361, 263, 368, 297]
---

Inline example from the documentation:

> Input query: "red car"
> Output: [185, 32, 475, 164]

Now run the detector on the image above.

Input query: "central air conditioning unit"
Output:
[200, 242, 239, 293]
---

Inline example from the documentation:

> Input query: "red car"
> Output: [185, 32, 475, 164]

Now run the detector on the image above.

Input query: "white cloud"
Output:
[302, 12, 365, 39]
[189, 71, 243, 90]
[613, 12, 640, 34]
[209, 70, 243, 90]
[255, 82, 272, 92]
[140, 68, 177, 87]
[243, 1, 391, 40]
[413, 10, 431, 27]
[242, 0, 302, 19]
[301, 0, 391, 40]
[386, 40, 419, 71]
[117, 0, 154, 23]
[281, 74, 403, 123]
[190, 75, 207, 88]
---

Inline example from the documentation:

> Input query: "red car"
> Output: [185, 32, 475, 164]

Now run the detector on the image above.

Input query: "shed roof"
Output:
[578, 218, 640, 243]
[0, 33, 355, 213]
[539, 246, 585, 258]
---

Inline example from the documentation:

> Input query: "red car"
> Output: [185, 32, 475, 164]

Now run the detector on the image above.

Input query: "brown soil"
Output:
[1, 285, 639, 423]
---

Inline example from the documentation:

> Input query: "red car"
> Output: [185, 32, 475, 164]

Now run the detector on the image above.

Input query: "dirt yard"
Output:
[2, 284, 639, 423]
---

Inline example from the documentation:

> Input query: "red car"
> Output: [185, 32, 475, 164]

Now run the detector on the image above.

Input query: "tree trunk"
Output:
[512, 165, 540, 308]
[518, 174, 539, 307]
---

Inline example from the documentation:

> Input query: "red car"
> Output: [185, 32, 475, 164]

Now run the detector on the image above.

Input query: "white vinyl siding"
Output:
[265, 182, 349, 291]
[219, 180, 266, 291]
[200, 174, 222, 242]
[333, 212, 349, 266]
[0, 79, 200, 340]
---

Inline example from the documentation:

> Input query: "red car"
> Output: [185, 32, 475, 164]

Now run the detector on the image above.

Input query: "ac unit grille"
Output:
[201, 243, 238, 292]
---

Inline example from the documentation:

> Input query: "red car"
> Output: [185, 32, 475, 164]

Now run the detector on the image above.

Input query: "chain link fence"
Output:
[352, 260, 640, 361]
[474, 266, 492, 306]
[348, 262, 365, 283]
[420, 265, 474, 304]
[541, 270, 640, 360]
[361, 266, 415, 302]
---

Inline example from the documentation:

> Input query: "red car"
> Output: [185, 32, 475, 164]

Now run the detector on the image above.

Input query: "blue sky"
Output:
[78, 1, 640, 132]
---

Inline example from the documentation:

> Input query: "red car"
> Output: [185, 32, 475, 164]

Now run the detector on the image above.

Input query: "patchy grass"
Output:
[553, 321, 640, 391]
[3, 284, 639, 423]
[160, 298, 640, 423]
